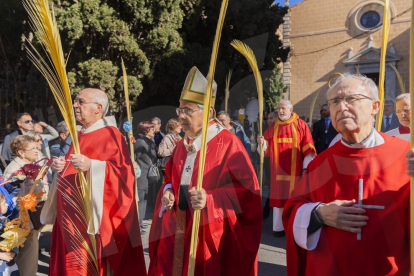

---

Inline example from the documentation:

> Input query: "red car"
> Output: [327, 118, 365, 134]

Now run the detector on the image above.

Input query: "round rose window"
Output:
[360, 11, 381, 29]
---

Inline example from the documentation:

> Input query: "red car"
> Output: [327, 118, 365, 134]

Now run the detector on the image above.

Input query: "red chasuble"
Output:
[283, 134, 410, 276]
[263, 112, 316, 208]
[49, 126, 147, 276]
[148, 129, 262, 276]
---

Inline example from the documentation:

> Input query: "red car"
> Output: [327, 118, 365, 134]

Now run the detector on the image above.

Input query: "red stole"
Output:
[399, 126, 410, 134]
[263, 113, 316, 207]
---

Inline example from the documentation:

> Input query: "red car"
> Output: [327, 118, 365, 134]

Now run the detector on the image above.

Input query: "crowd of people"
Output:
[0, 69, 412, 275]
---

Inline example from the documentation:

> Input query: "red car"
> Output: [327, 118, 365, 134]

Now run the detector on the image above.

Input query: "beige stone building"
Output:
[282, 0, 411, 119]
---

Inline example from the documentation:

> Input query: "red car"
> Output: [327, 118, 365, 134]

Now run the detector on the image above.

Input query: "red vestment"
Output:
[263, 113, 315, 207]
[283, 133, 410, 276]
[148, 128, 262, 276]
[49, 125, 147, 276]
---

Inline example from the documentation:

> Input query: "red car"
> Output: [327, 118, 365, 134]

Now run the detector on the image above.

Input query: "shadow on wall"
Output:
[293, 26, 410, 121]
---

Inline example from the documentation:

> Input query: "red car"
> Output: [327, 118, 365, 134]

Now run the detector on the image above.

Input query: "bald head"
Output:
[81, 88, 109, 116]
[74, 88, 109, 128]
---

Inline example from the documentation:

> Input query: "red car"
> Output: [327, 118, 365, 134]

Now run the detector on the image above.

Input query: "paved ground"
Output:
[37, 188, 287, 275]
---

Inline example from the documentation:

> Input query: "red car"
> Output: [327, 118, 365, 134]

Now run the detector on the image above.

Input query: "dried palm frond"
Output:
[386, 76, 396, 100]
[309, 88, 322, 128]
[375, 0, 391, 131]
[224, 69, 233, 112]
[389, 64, 406, 95]
[356, 64, 361, 76]
[23, 0, 98, 273]
[230, 40, 264, 195]
[327, 72, 343, 88]
[408, 1, 414, 271]
[121, 58, 140, 221]
[188, 0, 229, 275]
[121, 58, 135, 161]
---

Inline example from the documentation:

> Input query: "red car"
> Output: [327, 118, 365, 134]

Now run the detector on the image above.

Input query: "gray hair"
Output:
[24, 130, 40, 139]
[326, 73, 379, 101]
[217, 111, 230, 118]
[278, 99, 293, 108]
[197, 104, 204, 113]
[151, 117, 161, 124]
[90, 91, 109, 116]
[396, 93, 410, 103]
[56, 121, 69, 134]
[196, 104, 214, 119]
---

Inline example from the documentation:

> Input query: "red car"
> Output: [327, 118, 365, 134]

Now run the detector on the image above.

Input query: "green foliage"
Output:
[170, 0, 289, 112]
[0, 0, 289, 124]
[267, 64, 288, 111]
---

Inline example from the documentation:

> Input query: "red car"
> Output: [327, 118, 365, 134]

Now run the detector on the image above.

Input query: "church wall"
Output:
[287, 0, 411, 119]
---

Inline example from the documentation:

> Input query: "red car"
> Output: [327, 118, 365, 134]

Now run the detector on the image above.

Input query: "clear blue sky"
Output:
[275, 0, 304, 6]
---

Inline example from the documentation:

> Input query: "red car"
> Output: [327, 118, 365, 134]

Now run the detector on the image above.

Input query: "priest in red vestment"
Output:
[148, 67, 262, 276]
[42, 88, 147, 276]
[257, 99, 316, 236]
[386, 93, 410, 141]
[283, 74, 410, 276]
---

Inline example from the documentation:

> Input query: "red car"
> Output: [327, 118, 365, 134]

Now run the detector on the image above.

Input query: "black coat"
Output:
[134, 134, 157, 191]
[312, 118, 338, 154]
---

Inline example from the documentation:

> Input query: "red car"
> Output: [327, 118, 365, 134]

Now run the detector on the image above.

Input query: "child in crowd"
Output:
[0, 193, 18, 276]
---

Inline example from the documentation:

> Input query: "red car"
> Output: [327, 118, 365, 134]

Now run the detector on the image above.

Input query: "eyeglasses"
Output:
[25, 147, 40, 152]
[396, 109, 411, 115]
[176, 108, 200, 116]
[36, 139, 42, 143]
[21, 120, 35, 124]
[327, 94, 372, 107]
[73, 98, 99, 106]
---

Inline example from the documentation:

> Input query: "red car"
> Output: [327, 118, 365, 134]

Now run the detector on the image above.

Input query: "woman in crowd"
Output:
[3, 135, 48, 276]
[134, 121, 157, 235]
[157, 118, 182, 170]
[24, 131, 45, 160]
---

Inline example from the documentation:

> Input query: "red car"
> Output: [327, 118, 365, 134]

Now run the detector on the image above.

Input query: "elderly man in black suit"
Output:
[312, 104, 338, 154]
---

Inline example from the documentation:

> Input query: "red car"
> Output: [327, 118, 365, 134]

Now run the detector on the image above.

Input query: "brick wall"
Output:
[288, 0, 411, 119]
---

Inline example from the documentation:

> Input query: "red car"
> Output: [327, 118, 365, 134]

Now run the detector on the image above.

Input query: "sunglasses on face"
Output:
[22, 120, 35, 124]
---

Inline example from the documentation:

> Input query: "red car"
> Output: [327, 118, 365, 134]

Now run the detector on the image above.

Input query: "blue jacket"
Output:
[230, 121, 252, 157]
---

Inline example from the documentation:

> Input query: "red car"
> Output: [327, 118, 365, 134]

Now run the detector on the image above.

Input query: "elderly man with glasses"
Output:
[45, 88, 147, 276]
[385, 93, 410, 141]
[148, 67, 262, 276]
[283, 73, 410, 276]
[1, 112, 35, 165]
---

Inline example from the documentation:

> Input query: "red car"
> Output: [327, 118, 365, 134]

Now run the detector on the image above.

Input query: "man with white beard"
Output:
[257, 99, 316, 236]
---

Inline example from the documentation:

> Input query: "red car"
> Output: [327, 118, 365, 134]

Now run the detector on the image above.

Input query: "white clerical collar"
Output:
[341, 128, 384, 149]
[82, 116, 117, 134]
[184, 120, 224, 154]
